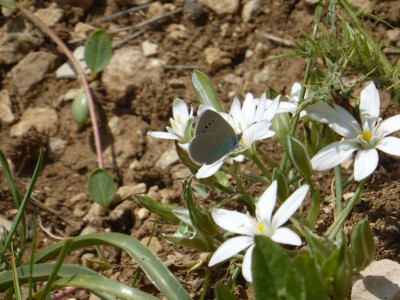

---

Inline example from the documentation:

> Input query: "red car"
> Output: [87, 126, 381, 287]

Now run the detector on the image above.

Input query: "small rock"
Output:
[70, 22, 95, 41]
[155, 147, 179, 169]
[70, 193, 88, 204]
[108, 116, 123, 136]
[146, 2, 168, 18]
[253, 66, 270, 85]
[242, 0, 260, 23]
[34, 7, 64, 27]
[88, 294, 101, 300]
[168, 78, 186, 88]
[141, 236, 162, 254]
[347, 0, 373, 12]
[0, 20, 44, 65]
[198, 0, 239, 15]
[254, 42, 269, 58]
[0, 90, 14, 123]
[107, 200, 136, 233]
[102, 47, 163, 103]
[352, 259, 400, 300]
[137, 207, 150, 220]
[115, 0, 152, 5]
[80, 225, 98, 235]
[116, 183, 147, 200]
[10, 106, 59, 137]
[141, 40, 158, 57]
[56, 46, 90, 79]
[11, 51, 58, 95]
[171, 165, 192, 179]
[387, 29, 400, 43]
[183, 0, 207, 23]
[304, 0, 319, 4]
[223, 73, 243, 86]
[0, 215, 12, 231]
[84, 203, 107, 224]
[204, 47, 232, 72]
[48, 138, 67, 160]
[81, 253, 96, 268]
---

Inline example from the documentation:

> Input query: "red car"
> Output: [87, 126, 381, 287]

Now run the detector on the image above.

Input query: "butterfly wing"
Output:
[189, 110, 240, 165]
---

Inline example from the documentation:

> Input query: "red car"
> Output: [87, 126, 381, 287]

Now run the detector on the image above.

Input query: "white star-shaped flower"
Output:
[306, 81, 400, 181]
[209, 181, 309, 282]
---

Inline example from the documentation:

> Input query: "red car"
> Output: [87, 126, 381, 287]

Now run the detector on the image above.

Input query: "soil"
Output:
[0, 0, 399, 299]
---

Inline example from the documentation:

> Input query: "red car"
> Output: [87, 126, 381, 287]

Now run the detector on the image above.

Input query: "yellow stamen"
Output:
[257, 223, 265, 234]
[362, 130, 372, 142]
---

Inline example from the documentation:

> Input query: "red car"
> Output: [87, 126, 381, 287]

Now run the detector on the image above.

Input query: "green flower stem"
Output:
[280, 1, 326, 173]
[327, 178, 368, 240]
[334, 166, 343, 215]
[306, 184, 320, 228]
[249, 153, 272, 183]
[255, 145, 279, 168]
[325, 175, 354, 203]
[228, 266, 241, 289]
[229, 163, 254, 208]
[287, 174, 301, 186]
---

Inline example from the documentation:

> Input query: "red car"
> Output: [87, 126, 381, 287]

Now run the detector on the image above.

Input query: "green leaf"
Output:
[183, 179, 217, 237]
[87, 168, 115, 208]
[163, 232, 213, 252]
[135, 195, 181, 224]
[286, 136, 313, 181]
[286, 256, 328, 300]
[0, 0, 15, 9]
[215, 283, 236, 300]
[71, 88, 89, 126]
[252, 236, 291, 300]
[191, 70, 222, 111]
[350, 218, 375, 273]
[271, 113, 290, 145]
[272, 168, 289, 203]
[27, 233, 191, 300]
[84, 29, 112, 77]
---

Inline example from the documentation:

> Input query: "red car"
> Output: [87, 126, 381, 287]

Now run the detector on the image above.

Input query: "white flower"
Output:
[147, 98, 193, 148]
[209, 181, 309, 282]
[306, 81, 400, 181]
[196, 93, 279, 178]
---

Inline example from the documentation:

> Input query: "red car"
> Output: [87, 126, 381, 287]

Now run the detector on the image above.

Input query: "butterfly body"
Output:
[188, 110, 242, 165]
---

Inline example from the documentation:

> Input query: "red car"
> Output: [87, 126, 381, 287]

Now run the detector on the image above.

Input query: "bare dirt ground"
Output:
[0, 0, 399, 298]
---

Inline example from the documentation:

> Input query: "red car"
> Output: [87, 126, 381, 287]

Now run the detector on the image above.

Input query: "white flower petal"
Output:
[242, 93, 256, 125]
[208, 236, 254, 266]
[311, 141, 358, 171]
[262, 96, 280, 121]
[195, 160, 224, 179]
[272, 185, 309, 228]
[172, 98, 190, 121]
[376, 136, 400, 156]
[290, 82, 302, 102]
[277, 102, 297, 114]
[257, 181, 277, 223]
[242, 244, 255, 282]
[211, 209, 254, 235]
[360, 81, 380, 121]
[306, 102, 361, 138]
[242, 120, 272, 147]
[254, 93, 267, 121]
[378, 115, 400, 137]
[147, 131, 177, 140]
[271, 227, 302, 246]
[354, 149, 378, 181]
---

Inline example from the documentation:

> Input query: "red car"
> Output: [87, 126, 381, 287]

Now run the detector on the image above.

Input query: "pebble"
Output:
[34, 7, 64, 27]
[204, 47, 232, 72]
[155, 147, 180, 169]
[102, 46, 163, 104]
[48, 138, 67, 160]
[242, 0, 260, 23]
[140, 236, 163, 254]
[141, 40, 158, 57]
[11, 51, 58, 95]
[116, 183, 147, 200]
[56, 46, 90, 79]
[137, 207, 150, 220]
[352, 259, 400, 299]
[0, 90, 14, 123]
[80, 225, 97, 236]
[387, 29, 400, 43]
[84, 203, 107, 224]
[10, 106, 59, 137]
[107, 200, 136, 233]
[198, 0, 239, 15]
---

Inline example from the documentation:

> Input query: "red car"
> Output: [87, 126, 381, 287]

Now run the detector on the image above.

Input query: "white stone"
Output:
[141, 40, 158, 57]
[242, 0, 260, 23]
[352, 259, 400, 300]
[48, 138, 67, 160]
[10, 107, 59, 137]
[116, 183, 147, 200]
[0, 90, 14, 123]
[204, 47, 231, 72]
[155, 147, 179, 169]
[137, 207, 150, 220]
[70, 193, 88, 204]
[56, 46, 90, 79]
[387, 29, 400, 43]
[198, 0, 239, 15]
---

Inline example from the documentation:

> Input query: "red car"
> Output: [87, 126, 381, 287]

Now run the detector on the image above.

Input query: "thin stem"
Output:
[17, 4, 104, 168]
[334, 166, 343, 215]
[327, 178, 368, 240]
[256, 145, 279, 168]
[249, 153, 272, 183]
[324, 175, 354, 202]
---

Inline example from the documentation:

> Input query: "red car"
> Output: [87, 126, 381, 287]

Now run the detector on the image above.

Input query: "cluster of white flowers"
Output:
[148, 81, 400, 282]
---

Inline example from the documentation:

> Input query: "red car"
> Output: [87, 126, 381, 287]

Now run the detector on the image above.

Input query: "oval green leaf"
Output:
[286, 136, 313, 181]
[191, 70, 222, 111]
[84, 29, 112, 77]
[87, 168, 115, 208]
[71, 88, 89, 126]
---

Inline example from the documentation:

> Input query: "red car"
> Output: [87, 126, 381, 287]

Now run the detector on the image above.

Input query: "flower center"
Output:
[362, 130, 372, 142]
[256, 223, 265, 234]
